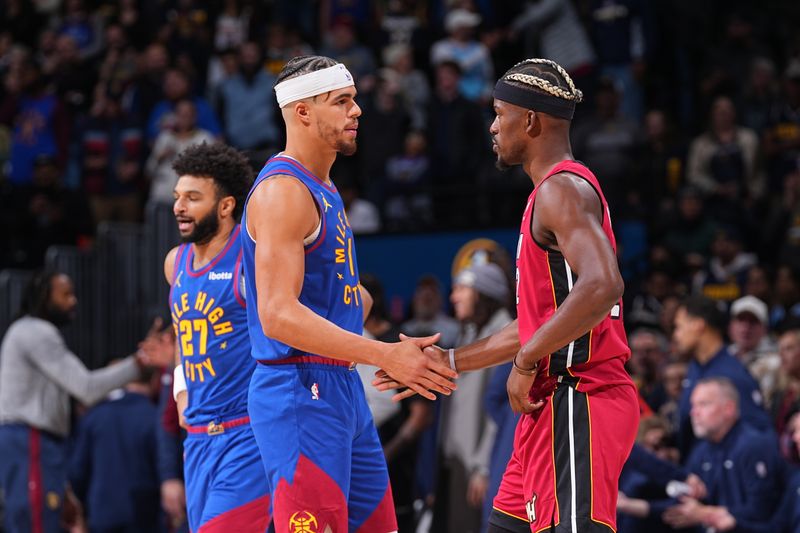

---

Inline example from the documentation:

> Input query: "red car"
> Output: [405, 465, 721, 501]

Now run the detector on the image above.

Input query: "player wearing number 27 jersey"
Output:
[165, 143, 270, 532]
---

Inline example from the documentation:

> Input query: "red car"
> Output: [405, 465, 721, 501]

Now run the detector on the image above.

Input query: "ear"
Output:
[294, 101, 313, 125]
[218, 196, 236, 218]
[525, 110, 539, 136]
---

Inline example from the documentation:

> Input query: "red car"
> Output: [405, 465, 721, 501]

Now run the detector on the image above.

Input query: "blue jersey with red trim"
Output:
[241, 154, 364, 362]
[169, 225, 253, 425]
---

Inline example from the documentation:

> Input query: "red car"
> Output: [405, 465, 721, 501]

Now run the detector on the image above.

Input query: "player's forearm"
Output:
[260, 300, 389, 365]
[516, 278, 621, 368]
[452, 319, 520, 372]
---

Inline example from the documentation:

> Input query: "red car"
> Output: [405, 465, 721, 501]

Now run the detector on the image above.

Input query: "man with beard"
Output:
[163, 142, 270, 532]
[0, 271, 158, 533]
[378, 58, 639, 533]
[241, 55, 457, 533]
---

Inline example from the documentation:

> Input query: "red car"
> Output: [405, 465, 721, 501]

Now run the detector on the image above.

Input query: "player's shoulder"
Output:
[164, 245, 182, 285]
[535, 172, 602, 219]
[539, 171, 596, 198]
[251, 172, 311, 198]
[248, 173, 317, 214]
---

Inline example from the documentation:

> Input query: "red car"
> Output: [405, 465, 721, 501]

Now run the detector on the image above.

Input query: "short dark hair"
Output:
[436, 60, 462, 76]
[171, 142, 254, 221]
[681, 295, 728, 334]
[416, 274, 441, 290]
[275, 55, 340, 86]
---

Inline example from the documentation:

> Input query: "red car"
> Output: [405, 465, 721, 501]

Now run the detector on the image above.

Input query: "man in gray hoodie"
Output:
[0, 270, 159, 533]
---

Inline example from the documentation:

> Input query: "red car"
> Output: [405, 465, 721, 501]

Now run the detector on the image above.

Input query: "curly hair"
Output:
[171, 142, 254, 221]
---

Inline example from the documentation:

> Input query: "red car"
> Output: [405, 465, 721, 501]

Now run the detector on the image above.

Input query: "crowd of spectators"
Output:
[3, 0, 800, 532]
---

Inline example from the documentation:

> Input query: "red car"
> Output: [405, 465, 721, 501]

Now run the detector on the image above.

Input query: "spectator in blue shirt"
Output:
[617, 437, 708, 530]
[146, 68, 221, 143]
[215, 42, 279, 154]
[662, 377, 785, 531]
[69, 367, 162, 533]
[672, 295, 772, 457]
[709, 410, 800, 532]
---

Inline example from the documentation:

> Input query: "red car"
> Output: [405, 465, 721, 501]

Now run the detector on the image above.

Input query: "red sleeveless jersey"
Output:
[516, 160, 632, 393]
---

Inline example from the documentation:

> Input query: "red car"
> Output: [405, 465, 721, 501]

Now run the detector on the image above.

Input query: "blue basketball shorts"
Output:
[183, 417, 271, 532]
[248, 361, 397, 533]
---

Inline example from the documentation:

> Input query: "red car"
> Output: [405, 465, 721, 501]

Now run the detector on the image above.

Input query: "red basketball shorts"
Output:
[490, 382, 638, 533]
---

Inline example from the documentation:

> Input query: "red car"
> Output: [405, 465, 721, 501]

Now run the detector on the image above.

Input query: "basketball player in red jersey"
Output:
[379, 58, 639, 532]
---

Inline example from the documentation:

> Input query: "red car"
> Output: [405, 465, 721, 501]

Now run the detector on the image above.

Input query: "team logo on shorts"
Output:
[525, 493, 538, 523]
[289, 510, 318, 532]
[311, 383, 320, 400]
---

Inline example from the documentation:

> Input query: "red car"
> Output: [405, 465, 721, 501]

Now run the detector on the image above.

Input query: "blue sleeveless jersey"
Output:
[169, 225, 254, 425]
[241, 154, 364, 362]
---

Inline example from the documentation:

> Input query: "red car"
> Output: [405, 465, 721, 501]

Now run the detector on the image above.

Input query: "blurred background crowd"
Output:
[2, 0, 800, 531]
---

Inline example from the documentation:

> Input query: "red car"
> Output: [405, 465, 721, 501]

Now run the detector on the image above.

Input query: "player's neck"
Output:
[525, 148, 574, 187]
[191, 221, 235, 268]
[523, 130, 574, 186]
[283, 138, 336, 185]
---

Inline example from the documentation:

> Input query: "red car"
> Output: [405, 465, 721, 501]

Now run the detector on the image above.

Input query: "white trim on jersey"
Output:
[568, 387, 579, 532]
[564, 260, 576, 368]
[303, 221, 322, 245]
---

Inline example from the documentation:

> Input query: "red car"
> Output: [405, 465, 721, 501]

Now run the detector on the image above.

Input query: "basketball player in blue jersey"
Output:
[164, 142, 270, 532]
[240, 55, 459, 533]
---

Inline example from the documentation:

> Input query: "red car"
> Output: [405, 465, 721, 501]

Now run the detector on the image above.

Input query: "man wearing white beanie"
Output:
[434, 262, 513, 533]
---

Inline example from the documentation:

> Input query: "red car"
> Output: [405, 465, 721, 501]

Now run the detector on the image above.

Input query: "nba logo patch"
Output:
[311, 383, 320, 400]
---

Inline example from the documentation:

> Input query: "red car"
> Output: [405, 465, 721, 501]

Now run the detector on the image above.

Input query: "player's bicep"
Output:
[248, 177, 317, 312]
[555, 217, 617, 282]
[537, 177, 617, 281]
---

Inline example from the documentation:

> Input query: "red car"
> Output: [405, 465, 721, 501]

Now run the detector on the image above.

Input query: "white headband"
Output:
[274, 64, 355, 108]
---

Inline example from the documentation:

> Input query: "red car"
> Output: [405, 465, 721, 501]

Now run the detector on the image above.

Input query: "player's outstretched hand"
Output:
[372, 334, 454, 401]
[377, 333, 457, 401]
[506, 360, 545, 414]
[372, 333, 446, 388]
